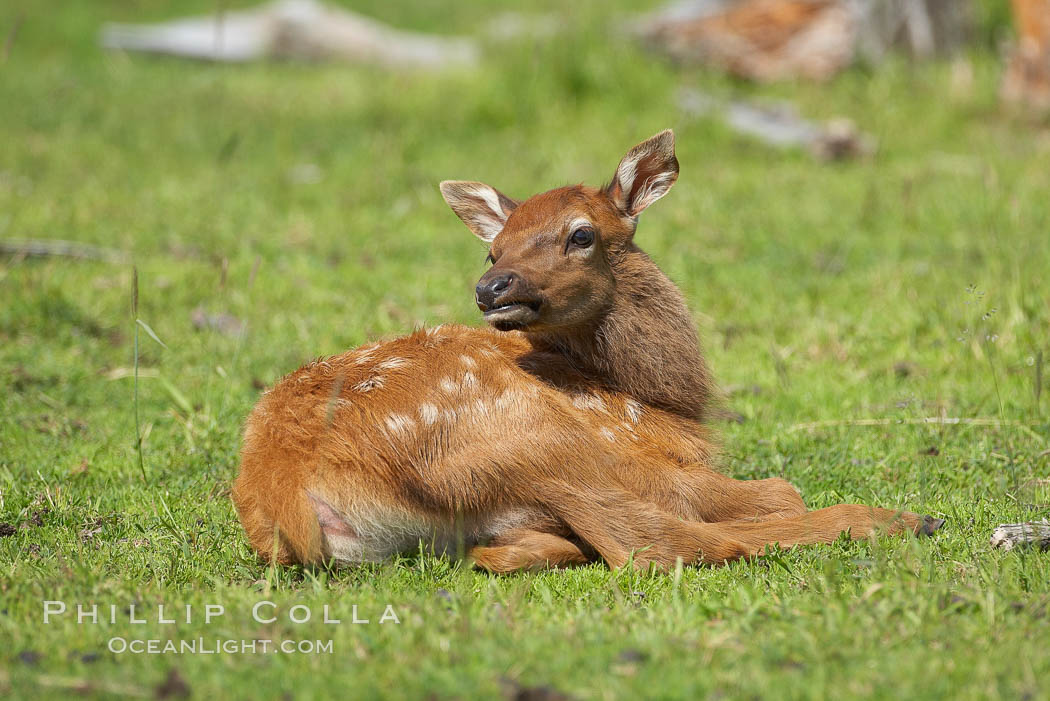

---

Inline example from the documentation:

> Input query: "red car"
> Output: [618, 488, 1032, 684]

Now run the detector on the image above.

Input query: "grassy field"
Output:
[2, 1, 1049, 699]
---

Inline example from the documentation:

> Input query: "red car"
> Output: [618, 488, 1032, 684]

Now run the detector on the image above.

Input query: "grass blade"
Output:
[136, 318, 168, 349]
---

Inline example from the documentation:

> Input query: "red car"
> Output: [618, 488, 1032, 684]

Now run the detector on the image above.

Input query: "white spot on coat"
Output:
[384, 413, 415, 436]
[493, 387, 523, 411]
[624, 399, 643, 424]
[459, 354, 477, 369]
[572, 393, 606, 412]
[377, 357, 409, 370]
[353, 349, 377, 366]
[599, 427, 616, 442]
[419, 403, 439, 426]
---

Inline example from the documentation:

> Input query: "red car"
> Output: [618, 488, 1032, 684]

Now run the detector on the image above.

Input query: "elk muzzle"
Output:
[475, 270, 542, 331]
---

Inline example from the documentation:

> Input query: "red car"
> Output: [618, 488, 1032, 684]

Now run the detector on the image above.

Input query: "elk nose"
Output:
[475, 273, 515, 311]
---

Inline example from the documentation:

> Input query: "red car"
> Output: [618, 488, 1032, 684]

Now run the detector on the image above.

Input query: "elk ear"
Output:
[606, 129, 679, 217]
[439, 181, 519, 243]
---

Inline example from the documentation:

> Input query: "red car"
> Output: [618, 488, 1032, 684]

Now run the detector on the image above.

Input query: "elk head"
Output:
[439, 130, 679, 334]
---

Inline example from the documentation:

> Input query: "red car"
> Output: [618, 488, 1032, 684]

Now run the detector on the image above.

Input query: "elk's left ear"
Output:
[439, 181, 519, 243]
[606, 129, 679, 217]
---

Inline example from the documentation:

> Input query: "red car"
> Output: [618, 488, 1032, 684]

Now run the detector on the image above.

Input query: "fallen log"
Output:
[100, 0, 478, 70]
[990, 520, 1050, 552]
[679, 88, 876, 160]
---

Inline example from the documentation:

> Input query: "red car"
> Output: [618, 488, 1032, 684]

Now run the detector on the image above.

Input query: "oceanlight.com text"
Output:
[107, 638, 334, 655]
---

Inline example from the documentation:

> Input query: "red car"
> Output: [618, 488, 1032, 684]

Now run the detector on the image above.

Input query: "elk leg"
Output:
[705, 504, 945, 557]
[434, 448, 749, 568]
[716, 481, 809, 521]
[440, 447, 937, 570]
[534, 481, 753, 569]
[665, 470, 808, 522]
[535, 482, 941, 569]
[468, 528, 592, 573]
[604, 455, 808, 523]
[702, 475, 808, 521]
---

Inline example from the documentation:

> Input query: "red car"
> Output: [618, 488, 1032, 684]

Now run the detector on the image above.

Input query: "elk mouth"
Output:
[483, 299, 541, 331]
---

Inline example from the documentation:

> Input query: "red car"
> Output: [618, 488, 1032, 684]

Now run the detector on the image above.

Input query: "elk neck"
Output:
[530, 245, 714, 421]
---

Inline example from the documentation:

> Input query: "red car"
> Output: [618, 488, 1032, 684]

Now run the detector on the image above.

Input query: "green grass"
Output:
[2, 1, 1049, 699]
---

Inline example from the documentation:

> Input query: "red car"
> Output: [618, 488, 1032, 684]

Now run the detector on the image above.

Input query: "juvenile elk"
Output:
[232, 130, 943, 572]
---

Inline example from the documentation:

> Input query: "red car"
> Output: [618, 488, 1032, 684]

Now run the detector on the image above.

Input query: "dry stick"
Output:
[2, 13, 23, 63]
[35, 675, 149, 698]
[1017, 423, 1049, 446]
[985, 344, 1006, 423]
[1037, 350, 1044, 412]
[132, 267, 147, 483]
[788, 417, 1044, 432]
[0, 238, 130, 263]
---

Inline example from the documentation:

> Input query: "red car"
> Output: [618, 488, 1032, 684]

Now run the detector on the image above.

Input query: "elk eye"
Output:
[570, 228, 594, 248]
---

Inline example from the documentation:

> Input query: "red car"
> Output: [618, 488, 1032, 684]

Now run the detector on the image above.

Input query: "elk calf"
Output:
[232, 129, 943, 572]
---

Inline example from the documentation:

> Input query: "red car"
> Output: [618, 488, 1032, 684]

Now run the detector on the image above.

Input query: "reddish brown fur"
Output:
[232, 130, 941, 572]
[1002, 0, 1050, 111]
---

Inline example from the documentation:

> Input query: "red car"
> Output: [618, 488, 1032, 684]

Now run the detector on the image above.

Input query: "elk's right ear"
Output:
[439, 181, 519, 243]
[606, 129, 679, 218]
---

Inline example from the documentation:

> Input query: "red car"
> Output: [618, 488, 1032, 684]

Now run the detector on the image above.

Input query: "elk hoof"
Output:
[919, 515, 946, 536]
